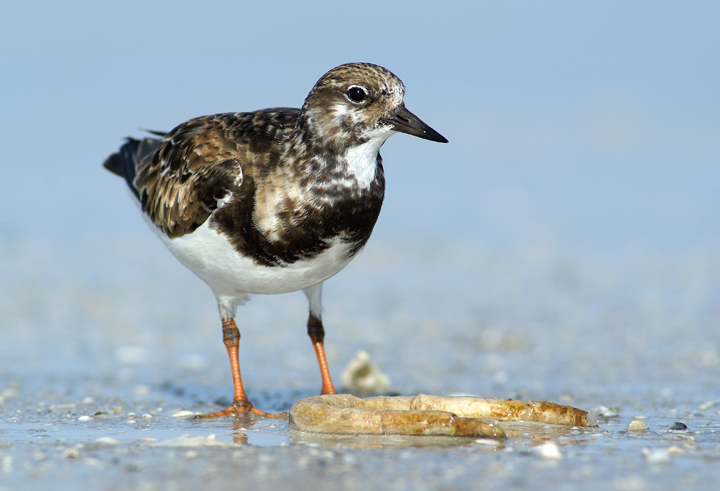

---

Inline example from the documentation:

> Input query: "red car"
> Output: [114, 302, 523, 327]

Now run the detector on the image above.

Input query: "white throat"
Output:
[343, 132, 393, 189]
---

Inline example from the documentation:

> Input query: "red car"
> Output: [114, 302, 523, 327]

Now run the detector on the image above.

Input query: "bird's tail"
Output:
[103, 136, 163, 199]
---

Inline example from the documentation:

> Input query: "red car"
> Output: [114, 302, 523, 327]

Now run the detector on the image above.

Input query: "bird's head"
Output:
[301, 62, 448, 150]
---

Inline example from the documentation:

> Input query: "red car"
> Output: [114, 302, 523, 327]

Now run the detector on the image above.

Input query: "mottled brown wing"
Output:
[133, 114, 248, 239]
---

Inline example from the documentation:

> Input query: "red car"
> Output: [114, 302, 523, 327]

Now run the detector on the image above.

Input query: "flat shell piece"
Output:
[409, 394, 589, 426]
[289, 394, 590, 438]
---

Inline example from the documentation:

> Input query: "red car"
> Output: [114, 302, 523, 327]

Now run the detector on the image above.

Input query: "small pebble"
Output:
[593, 406, 619, 418]
[172, 410, 196, 418]
[133, 385, 151, 396]
[2, 455, 13, 473]
[95, 437, 119, 445]
[628, 420, 649, 431]
[0, 386, 20, 400]
[669, 422, 687, 431]
[534, 442, 562, 459]
[666, 445, 685, 455]
[340, 350, 391, 395]
[83, 457, 103, 467]
[77, 415, 93, 422]
[54, 403, 77, 410]
[643, 448, 671, 465]
[61, 447, 80, 460]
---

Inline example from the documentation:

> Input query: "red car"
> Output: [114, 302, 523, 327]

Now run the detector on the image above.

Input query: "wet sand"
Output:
[2, 235, 719, 490]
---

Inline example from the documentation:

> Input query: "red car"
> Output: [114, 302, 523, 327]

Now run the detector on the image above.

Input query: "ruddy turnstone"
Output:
[104, 62, 447, 418]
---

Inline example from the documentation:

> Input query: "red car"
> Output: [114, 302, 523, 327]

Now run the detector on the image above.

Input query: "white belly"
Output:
[153, 218, 358, 298]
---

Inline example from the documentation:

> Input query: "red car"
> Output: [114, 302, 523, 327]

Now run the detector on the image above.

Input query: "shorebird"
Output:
[104, 62, 447, 417]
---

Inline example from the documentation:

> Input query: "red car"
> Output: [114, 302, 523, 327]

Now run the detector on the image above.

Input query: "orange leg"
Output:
[199, 318, 280, 419]
[307, 313, 337, 395]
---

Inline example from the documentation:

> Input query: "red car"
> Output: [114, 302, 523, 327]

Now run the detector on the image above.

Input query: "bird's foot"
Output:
[196, 399, 286, 419]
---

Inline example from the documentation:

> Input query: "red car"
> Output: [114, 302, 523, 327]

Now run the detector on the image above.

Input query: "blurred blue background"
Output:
[1, 1, 719, 392]
[2, 0, 717, 252]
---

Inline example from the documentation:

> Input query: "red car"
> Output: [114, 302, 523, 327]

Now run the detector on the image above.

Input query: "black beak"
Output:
[380, 105, 448, 143]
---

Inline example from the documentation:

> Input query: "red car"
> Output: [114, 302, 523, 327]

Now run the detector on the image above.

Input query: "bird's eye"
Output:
[346, 86, 368, 103]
